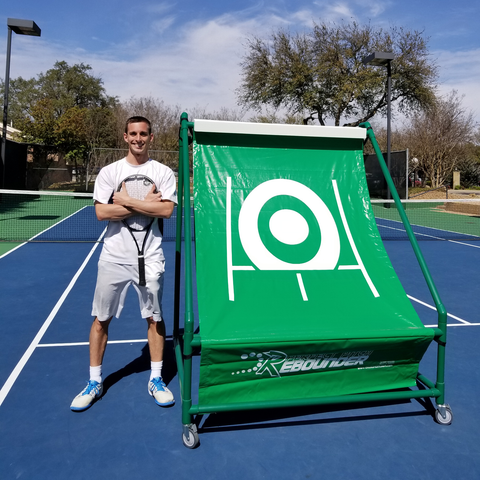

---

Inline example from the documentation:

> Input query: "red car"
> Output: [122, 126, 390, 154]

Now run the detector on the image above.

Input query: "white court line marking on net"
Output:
[408, 295, 471, 325]
[0, 228, 106, 408]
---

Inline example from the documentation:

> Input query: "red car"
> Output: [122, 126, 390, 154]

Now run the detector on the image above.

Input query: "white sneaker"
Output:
[148, 377, 175, 406]
[70, 380, 103, 411]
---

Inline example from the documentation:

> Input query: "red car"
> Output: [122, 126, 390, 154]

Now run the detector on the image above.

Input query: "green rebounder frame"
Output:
[174, 114, 451, 448]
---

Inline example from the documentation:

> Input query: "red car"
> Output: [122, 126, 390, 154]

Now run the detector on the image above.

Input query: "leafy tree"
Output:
[9, 61, 117, 162]
[237, 21, 437, 126]
[20, 98, 57, 146]
[0, 76, 39, 127]
[36, 61, 112, 115]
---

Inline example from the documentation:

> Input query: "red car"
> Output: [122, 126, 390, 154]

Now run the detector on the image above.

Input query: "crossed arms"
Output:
[95, 183, 175, 221]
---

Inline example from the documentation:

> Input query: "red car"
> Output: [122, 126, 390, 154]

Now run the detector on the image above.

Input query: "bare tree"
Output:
[188, 106, 244, 122]
[404, 91, 476, 188]
[119, 97, 182, 151]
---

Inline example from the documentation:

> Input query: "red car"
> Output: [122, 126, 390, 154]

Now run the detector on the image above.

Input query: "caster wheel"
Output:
[435, 405, 453, 425]
[182, 424, 200, 449]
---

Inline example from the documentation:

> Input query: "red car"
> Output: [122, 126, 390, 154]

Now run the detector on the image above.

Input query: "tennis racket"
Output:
[117, 174, 157, 286]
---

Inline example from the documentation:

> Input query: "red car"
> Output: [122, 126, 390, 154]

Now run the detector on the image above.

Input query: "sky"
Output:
[1, 0, 480, 128]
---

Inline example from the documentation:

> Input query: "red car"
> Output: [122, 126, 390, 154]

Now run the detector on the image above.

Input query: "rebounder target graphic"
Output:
[238, 179, 340, 270]
[226, 177, 379, 302]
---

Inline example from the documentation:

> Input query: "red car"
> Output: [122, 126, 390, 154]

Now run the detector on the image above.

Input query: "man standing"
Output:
[71, 116, 177, 411]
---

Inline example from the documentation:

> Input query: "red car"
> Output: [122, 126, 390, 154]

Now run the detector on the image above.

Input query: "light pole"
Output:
[362, 51, 394, 199]
[1, 18, 41, 188]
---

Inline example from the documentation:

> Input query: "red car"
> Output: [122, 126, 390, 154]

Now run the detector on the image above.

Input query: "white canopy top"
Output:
[193, 119, 367, 140]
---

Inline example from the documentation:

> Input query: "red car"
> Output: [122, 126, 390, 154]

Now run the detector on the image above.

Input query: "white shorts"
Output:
[92, 259, 165, 322]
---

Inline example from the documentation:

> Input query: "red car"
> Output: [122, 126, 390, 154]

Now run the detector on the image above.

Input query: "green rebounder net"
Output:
[192, 120, 434, 407]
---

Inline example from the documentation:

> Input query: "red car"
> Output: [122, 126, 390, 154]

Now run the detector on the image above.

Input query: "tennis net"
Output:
[1, 190, 479, 243]
[372, 198, 480, 241]
[0, 189, 180, 243]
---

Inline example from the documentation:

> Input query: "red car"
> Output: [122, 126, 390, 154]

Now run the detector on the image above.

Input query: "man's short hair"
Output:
[125, 116, 152, 134]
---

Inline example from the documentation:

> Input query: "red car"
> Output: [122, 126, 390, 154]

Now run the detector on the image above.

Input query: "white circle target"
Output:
[238, 179, 340, 270]
[269, 209, 309, 245]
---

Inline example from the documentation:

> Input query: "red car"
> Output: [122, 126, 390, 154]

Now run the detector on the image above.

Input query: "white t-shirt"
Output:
[93, 158, 177, 265]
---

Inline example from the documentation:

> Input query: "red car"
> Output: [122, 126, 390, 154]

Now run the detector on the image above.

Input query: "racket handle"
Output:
[138, 255, 146, 286]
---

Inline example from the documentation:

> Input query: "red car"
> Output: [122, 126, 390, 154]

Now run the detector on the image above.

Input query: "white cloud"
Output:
[435, 48, 480, 82]
[358, 0, 391, 17]
[330, 3, 356, 20]
[289, 10, 317, 29]
[435, 48, 480, 124]
[146, 2, 177, 15]
[97, 12, 289, 110]
[152, 16, 177, 34]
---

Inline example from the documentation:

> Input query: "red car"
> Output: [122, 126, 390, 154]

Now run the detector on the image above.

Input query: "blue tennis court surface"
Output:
[377, 218, 480, 242]
[1, 218, 480, 478]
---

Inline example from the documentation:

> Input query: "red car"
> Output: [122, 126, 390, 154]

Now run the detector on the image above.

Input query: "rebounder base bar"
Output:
[190, 384, 441, 416]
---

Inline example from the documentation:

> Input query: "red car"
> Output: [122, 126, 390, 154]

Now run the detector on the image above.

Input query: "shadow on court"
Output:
[100, 341, 177, 398]
[198, 395, 437, 433]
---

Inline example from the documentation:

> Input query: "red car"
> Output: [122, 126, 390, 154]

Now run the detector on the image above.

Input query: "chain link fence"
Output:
[80, 149, 179, 191]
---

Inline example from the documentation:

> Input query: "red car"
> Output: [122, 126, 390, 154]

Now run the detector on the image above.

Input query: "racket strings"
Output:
[118, 174, 158, 287]
[123, 177, 156, 230]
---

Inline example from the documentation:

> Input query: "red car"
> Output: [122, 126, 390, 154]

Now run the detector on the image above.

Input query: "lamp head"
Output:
[7, 18, 41, 37]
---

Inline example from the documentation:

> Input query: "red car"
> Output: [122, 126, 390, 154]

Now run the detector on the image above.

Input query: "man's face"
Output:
[124, 122, 153, 155]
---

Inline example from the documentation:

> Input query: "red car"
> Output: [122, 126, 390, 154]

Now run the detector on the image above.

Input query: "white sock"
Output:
[90, 365, 102, 384]
[150, 361, 163, 381]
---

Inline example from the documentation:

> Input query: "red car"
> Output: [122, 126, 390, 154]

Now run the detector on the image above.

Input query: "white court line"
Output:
[408, 294, 475, 326]
[37, 335, 175, 348]
[447, 239, 480, 249]
[377, 221, 480, 248]
[0, 228, 106, 407]
[424, 323, 480, 327]
[37, 339, 148, 347]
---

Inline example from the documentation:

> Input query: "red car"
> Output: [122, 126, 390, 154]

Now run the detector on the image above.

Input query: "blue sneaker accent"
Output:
[70, 380, 103, 412]
[148, 377, 175, 406]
